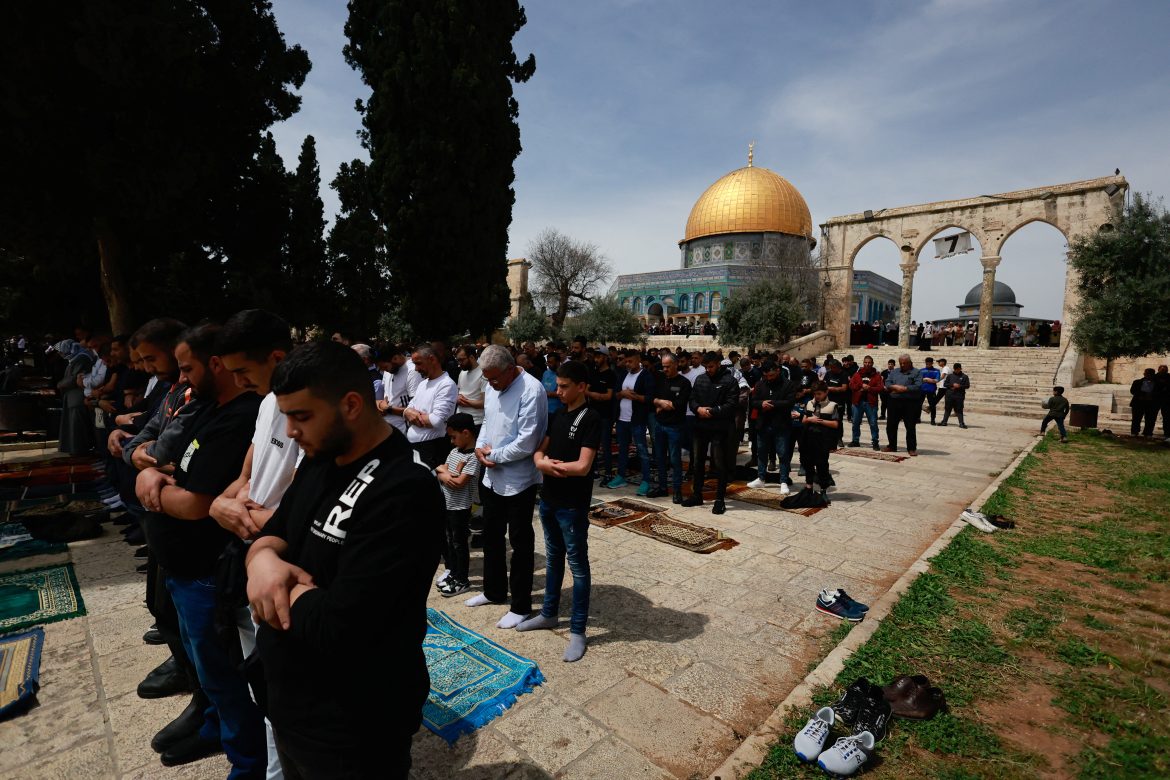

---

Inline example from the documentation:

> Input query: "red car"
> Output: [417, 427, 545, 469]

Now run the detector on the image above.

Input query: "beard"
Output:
[305, 409, 354, 461]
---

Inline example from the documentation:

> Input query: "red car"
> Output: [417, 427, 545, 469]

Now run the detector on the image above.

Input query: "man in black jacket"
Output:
[747, 360, 796, 493]
[648, 353, 691, 502]
[247, 342, 443, 778]
[682, 352, 739, 515]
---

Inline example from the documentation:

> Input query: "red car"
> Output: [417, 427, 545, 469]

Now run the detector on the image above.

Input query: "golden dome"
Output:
[683, 165, 813, 243]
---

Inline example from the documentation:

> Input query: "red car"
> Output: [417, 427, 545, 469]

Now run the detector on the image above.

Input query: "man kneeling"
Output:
[246, 341, 443, 779]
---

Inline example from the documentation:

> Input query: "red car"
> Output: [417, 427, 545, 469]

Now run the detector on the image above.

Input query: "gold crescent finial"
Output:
[748, 140, 755, 167]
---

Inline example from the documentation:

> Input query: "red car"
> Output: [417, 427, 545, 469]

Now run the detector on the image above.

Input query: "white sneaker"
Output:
[817, 731, 874, 777]
[779, 482, 791, 495]
[435, 569, 451, 587]
[793, 706, 835, 762]
[960, 510, 996, 533]
[746, 478, 767, 489]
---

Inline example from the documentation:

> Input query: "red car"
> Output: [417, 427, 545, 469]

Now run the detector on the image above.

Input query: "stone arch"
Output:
[632, 296, 643, 314]
[647, 302, 664, 321]
[679, 293, 691, 312]
[912, 223, 986, 259]
[694, 292, 706, 312]
[999, 216, 1068, 248]
[710, 292, 723, 313]
[847, 231, 900, 264]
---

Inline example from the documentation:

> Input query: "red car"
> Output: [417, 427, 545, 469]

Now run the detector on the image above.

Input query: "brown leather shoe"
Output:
[891, 685, 945, 719]
[882, 674, 931, 704]
[880, 446, 897, 453]
[908, 450, 918, 457]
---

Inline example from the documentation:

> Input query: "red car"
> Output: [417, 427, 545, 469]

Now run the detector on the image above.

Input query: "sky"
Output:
[267, 0, 1170, 323]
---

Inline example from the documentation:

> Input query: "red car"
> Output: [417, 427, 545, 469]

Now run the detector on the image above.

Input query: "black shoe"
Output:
[112, 513, 133, 526]
[136, 562, 148, 573]
[137, 657, 196, 699]
[680, 495, 703, 507]
[938, 422, 948, 427]
[852, 689, 893, 742]
[672, 490, 683, 504]
[831, 677, 874, 725]
[134, 545, 148, 559]
[872, 442, 880, 451]
[160, 731, 223, 767]
[143, 627, 165, 645]
[712, 499, 726, 515]
[124, 526, 145, 546]
[645, 488, 668, 499]
[930, 420, 937, 426]
[959, 423, 968, 429]
[846, 441, 861, 448]
[151, 691, 208, 753]
[745, 457, 758, 468]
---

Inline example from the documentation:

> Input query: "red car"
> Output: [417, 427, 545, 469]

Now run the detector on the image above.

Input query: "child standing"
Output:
[1041, 386, 1070, 443]
[798, 381, 839, 495]
[516, 360, 601, 662]
[435, 413, 480, 596]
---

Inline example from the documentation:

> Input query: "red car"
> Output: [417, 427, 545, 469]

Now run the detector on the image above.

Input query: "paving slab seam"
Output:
[708, 433, 1045, 780]
[76, 540, 124, 778]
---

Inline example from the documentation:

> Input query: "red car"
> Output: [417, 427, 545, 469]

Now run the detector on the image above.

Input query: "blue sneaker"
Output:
[606, 475, 626, 490]
[816, 590, 866, 622]
[834, 589, 869, 613]
[636, 481, 652, 496]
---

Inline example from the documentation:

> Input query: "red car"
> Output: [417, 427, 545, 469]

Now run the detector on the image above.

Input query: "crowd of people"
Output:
[849, 319, 1062, 348]
[51, 300, 1170, 780]
[640, 319, 719, 336]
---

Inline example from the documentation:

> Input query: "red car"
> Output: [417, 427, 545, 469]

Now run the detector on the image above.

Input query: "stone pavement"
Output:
[0, 411, 1037, 779]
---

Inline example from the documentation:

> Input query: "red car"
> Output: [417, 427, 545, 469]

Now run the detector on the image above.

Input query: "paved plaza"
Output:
[0, 411, 1038, 779]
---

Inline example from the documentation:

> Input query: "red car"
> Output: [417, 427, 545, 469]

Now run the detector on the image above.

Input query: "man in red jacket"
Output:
[847, 355, 885, 451]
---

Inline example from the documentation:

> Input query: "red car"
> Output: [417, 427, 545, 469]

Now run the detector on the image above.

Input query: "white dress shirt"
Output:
[476, 369, 548, 496]
[406, 372, 458, 443]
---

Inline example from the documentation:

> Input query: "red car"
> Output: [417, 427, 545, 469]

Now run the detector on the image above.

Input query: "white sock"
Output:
[516, 614, 559, 632]
[464, 594, 494, 607]
[564, 633, 587, 662]
[496, 611, 528, 629]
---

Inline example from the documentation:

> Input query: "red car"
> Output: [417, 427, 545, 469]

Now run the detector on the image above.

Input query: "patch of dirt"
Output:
[976, 681, 1080, 779]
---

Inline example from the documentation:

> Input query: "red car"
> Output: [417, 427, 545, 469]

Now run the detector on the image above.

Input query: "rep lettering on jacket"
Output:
[313, 459, 380, 544]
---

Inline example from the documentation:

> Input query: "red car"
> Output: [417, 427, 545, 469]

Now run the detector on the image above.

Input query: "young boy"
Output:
[797, 381, 839, 495]
[1041, 386, 1070, 443]
[516, 360, 600, 662]
[435, 413, 480, 596]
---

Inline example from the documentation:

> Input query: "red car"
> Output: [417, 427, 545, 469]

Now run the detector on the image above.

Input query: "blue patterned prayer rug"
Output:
[0, 523, 68, 563]
[422, 609, 544, 743]
[0, 627, 44, 720]
[0, 564, 85, 634]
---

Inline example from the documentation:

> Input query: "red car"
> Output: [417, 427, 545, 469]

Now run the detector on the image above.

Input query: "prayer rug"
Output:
[731, 488, 826, 516]
[832, 448, 908, 463]
[0, 627, 44, 720]
[0, 523, 67, 562]
[0, 565, 85, 634]
[588, 498, 664, 528]
[619, 513, 738, 554]
[679, 480, 748, 502]
[422, 608, 544, 743]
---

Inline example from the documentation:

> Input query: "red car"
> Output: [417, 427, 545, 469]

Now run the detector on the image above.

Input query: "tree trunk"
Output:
[554, 288, 570, 331]
[94, 219, 134, 335]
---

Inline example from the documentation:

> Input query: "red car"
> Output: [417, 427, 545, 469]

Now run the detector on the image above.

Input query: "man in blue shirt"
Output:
[919, 357, 942, 425]
[542, 350, 565, 422]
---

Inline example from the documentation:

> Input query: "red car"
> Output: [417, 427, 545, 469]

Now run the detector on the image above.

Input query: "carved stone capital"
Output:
[980, 254, 1002, 270]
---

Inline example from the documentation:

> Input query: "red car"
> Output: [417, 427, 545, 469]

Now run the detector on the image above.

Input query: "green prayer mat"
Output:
[0, 564, 85, 634]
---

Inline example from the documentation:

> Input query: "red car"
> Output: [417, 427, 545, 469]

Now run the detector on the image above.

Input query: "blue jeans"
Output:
[167, 575, 266, 779]
[755, 425, 790, 482]
[615, 420, 650, 483]
[654, 422, 684, 492]
[538, 501, 591, 635]
[852, 401, 879, 445]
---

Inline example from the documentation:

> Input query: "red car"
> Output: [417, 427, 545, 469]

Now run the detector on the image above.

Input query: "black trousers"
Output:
[942, 394, 965, 425]
[276, 732, 412, 780]
[1131, 402, 1157, 436]
[799, 434, 833, 489]
[445, 508, 471, 582]
[481, 484, 538, 614]
[691, 425, 736, 500]
[924, 392, 941, 423]
[886, 398, 920, 452]
[878, 392, 889, 419]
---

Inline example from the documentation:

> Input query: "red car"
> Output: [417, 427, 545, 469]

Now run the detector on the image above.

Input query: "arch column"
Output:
[977, 255, 1001, 350]
[897, 254, 917, 349]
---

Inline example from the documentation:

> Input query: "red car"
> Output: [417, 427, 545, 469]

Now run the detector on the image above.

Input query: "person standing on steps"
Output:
[939, 363, 970, 428]
[883, 354, 923, 456]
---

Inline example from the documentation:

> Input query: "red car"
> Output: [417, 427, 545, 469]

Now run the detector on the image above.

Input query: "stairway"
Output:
[816, 347, 1065, 419]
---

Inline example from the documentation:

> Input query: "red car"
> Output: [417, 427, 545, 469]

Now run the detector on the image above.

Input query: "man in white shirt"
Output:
[466, 345, 548, 629]
[207, 309, 302, 780]
[378, 344, 421, 435]
[455, 346, 487, 426]
[404, 344, 459, 468]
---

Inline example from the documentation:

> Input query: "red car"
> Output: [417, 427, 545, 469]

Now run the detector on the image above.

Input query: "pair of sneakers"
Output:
[816, 588, 869, 622]
[793, 707, 875, 776]
[435, 570, 471, 598]
[960, 507, 1014, 533]
[745, 478, 791, 495]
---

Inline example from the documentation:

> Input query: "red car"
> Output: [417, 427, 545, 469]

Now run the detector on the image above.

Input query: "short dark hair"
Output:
[953, 362, 962, 369]
[761, 360, 777, 373]
[218, 309, 293, 360]
[447, 412, 476, 433]
[557, 360, 589, 385]
[811, 381, 828, 393]
[703, 351, 720, 364]
[177, 323, 222, 365]
[572, 335, 587, 347]
[271, 341, 375, 406]
[1053, 386, 1065, 395]
[131, 318, 186, 351]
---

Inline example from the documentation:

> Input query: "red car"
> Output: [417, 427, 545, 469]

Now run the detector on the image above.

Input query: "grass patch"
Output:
[750, 430, 1170, 779]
